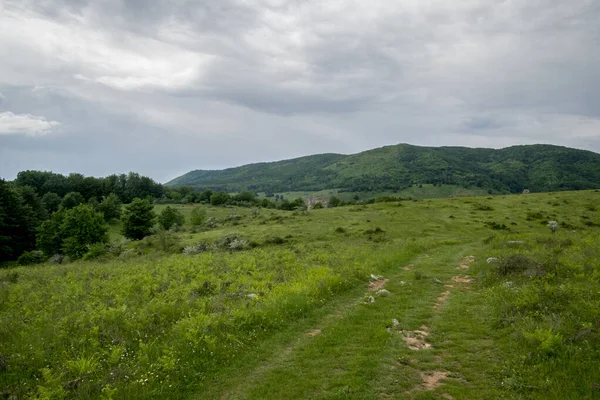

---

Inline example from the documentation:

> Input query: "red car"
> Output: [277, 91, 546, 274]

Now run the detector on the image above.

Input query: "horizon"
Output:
[1, 1, 599, 182]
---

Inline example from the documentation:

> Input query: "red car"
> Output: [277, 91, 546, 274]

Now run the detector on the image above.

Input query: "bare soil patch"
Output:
[401, 326, 432, 350]
[452, 276, 476, 284]
[434, 290, 451, 310]
[305, 329, 322, 337]
[461, 256, 476, 264]
[420, 370, 449, 390]
[402, 264, 414, 271]
[368, 279, 389, 292]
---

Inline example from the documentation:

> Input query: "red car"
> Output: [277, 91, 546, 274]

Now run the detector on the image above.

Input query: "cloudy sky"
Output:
[1, 0, 599, 182]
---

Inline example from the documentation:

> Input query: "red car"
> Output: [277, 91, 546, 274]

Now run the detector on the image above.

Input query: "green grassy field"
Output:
[1, 190, 600, 399]
[260, 184, 490, 203]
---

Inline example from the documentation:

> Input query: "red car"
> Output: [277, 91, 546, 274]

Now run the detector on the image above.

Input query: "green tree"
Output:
[198, 190, 213, 203]
[98, 193, 122, 221]
[234, 191, 257, 202]
[62, 192, 85, 209]
[0, 180, 37, 261]
[328, 196, 342, 208]
[60, 205, 108, 258]
[190, 207, 207, 226]
[158, 206, 185, 230]
[18, 185, 48, 222]
[210, 192, 230, 206]
[42, 192, 62, 214]
[37, 209, 66, 256]
[121, 198, 156, 240]
[37, 205, 108, 259]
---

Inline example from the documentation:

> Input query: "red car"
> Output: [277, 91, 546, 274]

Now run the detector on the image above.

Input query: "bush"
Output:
[496, 255, 544, 277]
[264, 236, 286, 245]
[183, 242, 213, 255]
[328, 196, 342, 208]
[158, 206, 185, 230]
[17, 250, 45, 265]
[190, 207, 207, 226]
[216, 233, 248, 251]
[82, 243, 108, 261]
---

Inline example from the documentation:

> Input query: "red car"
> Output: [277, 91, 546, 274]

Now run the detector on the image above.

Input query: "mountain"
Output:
[165, 144, 600, 194]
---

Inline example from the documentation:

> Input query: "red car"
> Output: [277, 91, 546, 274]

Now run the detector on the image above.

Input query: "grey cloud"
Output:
[1, 0, 599, 181]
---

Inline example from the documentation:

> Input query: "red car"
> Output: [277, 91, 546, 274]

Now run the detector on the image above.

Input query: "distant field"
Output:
[260, 184, 490, 202]
[2, 190, 599, 399]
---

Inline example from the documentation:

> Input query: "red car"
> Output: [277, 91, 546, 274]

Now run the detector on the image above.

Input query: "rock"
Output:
[507, 240, 524, 245]
[246, 293, 259, 299]
[370, 274, 383, 280]
[399, 281, 407, 285]
[376, 289, 391, 297]
[392, 318, 400, 327]
[504, 281, 514, 288]
[433, 278, 442, 284]
[368, 296, 375, 303]
[486, 257, 499, 264]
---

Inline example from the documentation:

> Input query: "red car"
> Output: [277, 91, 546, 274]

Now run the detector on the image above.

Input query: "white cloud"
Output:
[0, 112, 60, 136]
[0, 5, 212, 91]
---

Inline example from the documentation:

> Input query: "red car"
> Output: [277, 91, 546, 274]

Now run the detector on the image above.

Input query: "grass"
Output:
[1, 190, 600, 399]
[263, 184, 489, 203]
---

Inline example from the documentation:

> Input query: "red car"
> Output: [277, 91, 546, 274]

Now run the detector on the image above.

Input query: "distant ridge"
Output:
[166, 144, 600, 194]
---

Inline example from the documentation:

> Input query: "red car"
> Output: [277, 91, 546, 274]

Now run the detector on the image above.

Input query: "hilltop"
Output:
[166, 144, 600, 194]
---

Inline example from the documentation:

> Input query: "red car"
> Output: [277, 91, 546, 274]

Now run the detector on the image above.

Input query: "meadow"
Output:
[1, 190, 599, 399]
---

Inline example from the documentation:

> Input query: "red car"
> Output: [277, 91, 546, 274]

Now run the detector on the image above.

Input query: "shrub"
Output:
[82, 243, 108, 261]
[205, 217, 218, 229]
[17, 250, 45, 265]
[483, 221, 509, 230]
[364, 227, 385, 235]
[158, 206, 185, 230]
[496, 255, 544, 277]
[523, 328, 563, 357]
[328, 196, 342, 208]
[229, 238, 249, 251]
[190, 207, 207, 226]
[264, 236, 286, 245]
[183, 242, 212, 255]
[216, 233, 248, 251]
[473, 204, 494, 211]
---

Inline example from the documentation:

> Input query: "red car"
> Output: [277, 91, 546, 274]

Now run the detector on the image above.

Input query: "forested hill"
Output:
[166, 144, 600, 194]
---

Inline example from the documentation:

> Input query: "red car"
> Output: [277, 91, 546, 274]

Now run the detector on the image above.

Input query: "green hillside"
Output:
[166, 144, 600, 194]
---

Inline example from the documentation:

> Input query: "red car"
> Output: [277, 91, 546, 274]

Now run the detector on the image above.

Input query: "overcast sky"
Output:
[1, 0, 599, 182]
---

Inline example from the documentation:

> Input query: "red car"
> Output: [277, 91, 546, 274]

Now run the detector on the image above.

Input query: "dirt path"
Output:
[194, 249, 505, 400]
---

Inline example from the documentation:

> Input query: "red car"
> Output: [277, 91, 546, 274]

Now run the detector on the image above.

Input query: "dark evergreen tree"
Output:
[0, 180, 37, 261]
[121, 198, 156, 240]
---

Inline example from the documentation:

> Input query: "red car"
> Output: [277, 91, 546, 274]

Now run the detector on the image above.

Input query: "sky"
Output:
[1, 0, 599, 183]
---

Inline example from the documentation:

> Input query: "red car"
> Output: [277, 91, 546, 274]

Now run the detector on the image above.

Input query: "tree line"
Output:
[0, 170, 163, 263]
